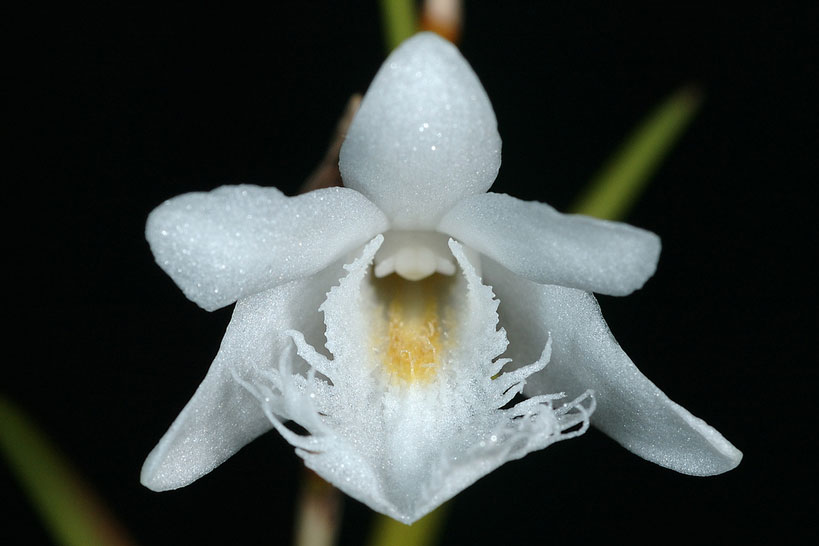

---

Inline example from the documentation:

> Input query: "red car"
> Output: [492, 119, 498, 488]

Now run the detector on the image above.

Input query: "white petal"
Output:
[140, 259, 347, 491]
[483, 259, 743, 476]
[438, 192, 661, 296]
[339, 32, 501, 229]
[242, 237, 591, 523]
[146, 185, 388, 310]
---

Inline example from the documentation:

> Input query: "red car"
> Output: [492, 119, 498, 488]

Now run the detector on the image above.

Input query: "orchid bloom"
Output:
[141, 33, 741, 523]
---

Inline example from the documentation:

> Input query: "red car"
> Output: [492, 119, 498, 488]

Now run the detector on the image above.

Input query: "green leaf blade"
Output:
[572, 85, 702, 220]
[380, 0, 418, 52]
[0, 396, 138, 546]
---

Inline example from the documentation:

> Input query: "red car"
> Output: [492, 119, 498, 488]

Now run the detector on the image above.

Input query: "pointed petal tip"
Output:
[138, 433, 215, 492]
[139, 447, 177, 492]
[663, 402, 743, 476]
[392, 31, 460, 57]
[610, 398, 743, 477]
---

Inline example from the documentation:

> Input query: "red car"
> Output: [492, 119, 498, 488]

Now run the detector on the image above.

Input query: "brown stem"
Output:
[300, 94, 363, 194]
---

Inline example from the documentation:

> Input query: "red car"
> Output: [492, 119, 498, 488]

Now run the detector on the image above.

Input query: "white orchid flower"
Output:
[140, 32, 741, 523]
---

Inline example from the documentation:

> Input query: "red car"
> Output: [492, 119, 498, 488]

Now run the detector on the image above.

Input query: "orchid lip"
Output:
[234, 235, 594, 522]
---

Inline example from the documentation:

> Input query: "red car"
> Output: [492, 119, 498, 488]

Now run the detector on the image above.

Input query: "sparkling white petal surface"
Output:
[438, 192, 661, 296]
[140, 259, 348, 491]
[483, 258, 742, 476]
[142, 29, 741, 518]
[339, 32, 501, 230]
[239, 238, 593, 523]
[146, 185, 388, 311]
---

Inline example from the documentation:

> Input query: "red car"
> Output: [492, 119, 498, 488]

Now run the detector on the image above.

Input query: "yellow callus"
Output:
[377, 275, 446, 384]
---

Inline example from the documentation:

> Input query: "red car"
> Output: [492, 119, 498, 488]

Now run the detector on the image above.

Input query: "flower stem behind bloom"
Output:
[571, 85, 703, 220]
[294, 469, 342, 546]
[301, 94, 362, 194]
[420, 0, 463, 45]
[380, 0, 418, 51]
[367, 502, 450, 546]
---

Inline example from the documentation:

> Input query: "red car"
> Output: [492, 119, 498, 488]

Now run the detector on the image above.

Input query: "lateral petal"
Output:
[439, 192, 661, 296]
[146, 185, 388, 310]
[483, 259, 742, 476]
[339, 32, 501, 229]
[140, 260, 346, 491]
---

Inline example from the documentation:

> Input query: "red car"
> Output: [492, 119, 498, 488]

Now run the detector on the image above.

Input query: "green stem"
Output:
[571, 85, 702, 220]
[367, 503, 449, 546]
[380, 0, 418, 51]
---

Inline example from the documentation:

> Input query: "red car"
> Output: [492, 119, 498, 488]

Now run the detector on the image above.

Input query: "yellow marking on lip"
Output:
[379, 276, 444, 384]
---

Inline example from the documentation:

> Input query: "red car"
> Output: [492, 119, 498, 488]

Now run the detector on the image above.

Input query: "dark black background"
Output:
[5, 2, 815, 544]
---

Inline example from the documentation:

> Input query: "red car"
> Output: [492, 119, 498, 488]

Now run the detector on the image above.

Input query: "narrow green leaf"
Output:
[571, 85, 702, 220]
[367, 503, 449, 546]
[380, 0, 418, 51]
[0, 395, 138, 546]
